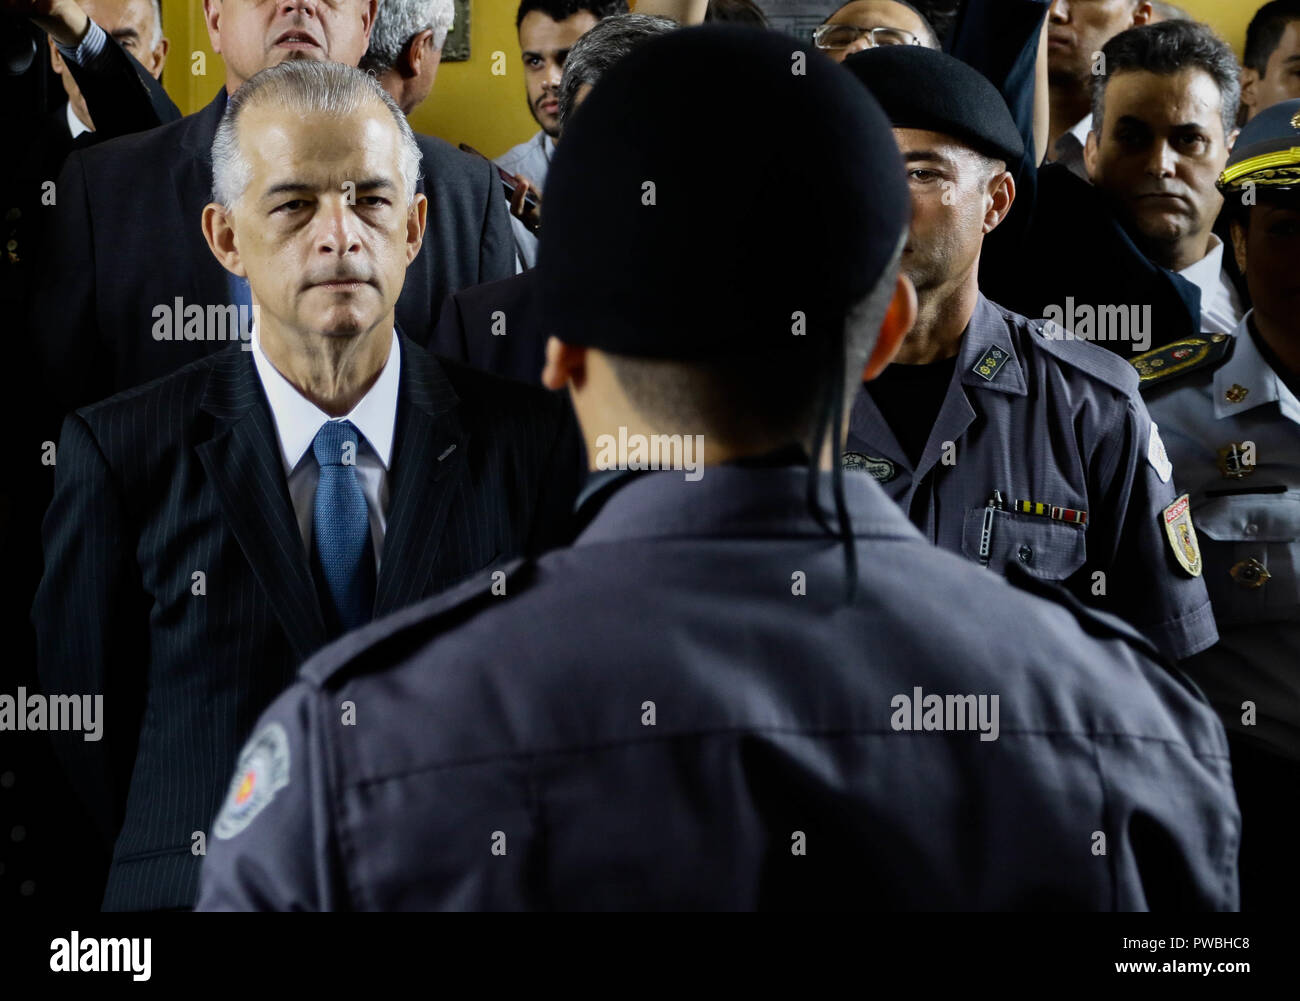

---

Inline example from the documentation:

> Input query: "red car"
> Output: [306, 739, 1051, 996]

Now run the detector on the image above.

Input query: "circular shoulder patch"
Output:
[214, 723, 291, 840]
[843, 452, 897, 483]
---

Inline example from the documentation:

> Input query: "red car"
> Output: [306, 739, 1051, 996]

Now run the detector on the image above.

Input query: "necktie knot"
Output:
[313, 420, 360, 467]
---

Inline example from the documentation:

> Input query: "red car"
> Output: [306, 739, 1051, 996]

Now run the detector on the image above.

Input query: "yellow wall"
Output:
[158, 0, 1258, 158]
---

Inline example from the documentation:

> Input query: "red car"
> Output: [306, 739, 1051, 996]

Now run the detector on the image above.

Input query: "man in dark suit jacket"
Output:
[32, 61, 582, 911]
[30, 0, 513, 416]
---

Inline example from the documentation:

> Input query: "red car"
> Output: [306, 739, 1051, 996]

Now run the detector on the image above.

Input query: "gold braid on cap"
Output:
[1219, 147, 1300, 190]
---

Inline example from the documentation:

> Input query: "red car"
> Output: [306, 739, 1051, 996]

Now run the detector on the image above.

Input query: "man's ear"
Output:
[151, 39, 170, 78]
[1230, 217, 1248, 277]
[405, 193, 428, 263]
[201, 202, 247, 277]
[1084, 127, 1100, 182]
[363, 0, 378, 41]
[1226, 127, 1240, 154]
[1240, 66, 1260, 118]
[48, 37, 66, 75]
[542, 336, 588, 391]
[1133, 2, 1153, 27]
[863, 272, 917, 381]
[203, 0, 223, 54]
[406, 28, 436, 77]
[984, 170, 1016, 235]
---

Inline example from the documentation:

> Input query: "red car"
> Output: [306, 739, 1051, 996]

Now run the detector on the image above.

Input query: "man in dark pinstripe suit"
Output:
[31, 61, 582, 911]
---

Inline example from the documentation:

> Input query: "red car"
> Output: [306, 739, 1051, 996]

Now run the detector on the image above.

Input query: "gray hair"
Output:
[360, 0, 455, 74]
[557, 13, 678, 130]
[211, 61, 423, 210]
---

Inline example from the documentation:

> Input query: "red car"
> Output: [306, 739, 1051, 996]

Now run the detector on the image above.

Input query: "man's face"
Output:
[894, 128, 1006, 294]
[50, 0, 168, 127]
[819, 0, 934, 63]
[1086, 69, 1230, 254]
[1243, 20, 1300, 120]
[1048, 0, 1148, 84]
[213, 101, 425, 343]
[519, 9, 599, 137]
[1233, 199, 1300, 329]
[203, 0, 376, 92]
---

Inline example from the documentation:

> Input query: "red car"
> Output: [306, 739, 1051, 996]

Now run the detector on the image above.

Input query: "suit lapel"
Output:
[374, 338, 469, 615]
[195, 347, 328, 660]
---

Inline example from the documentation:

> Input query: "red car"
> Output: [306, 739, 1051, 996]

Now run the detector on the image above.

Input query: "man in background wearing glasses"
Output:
[812, 0, 940, 60]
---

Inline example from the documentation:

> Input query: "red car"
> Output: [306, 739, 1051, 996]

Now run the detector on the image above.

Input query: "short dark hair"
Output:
[1245, 0, 1300, 75]
[1093, 21, 1241, 138]
[516, 0, 628, 31]
[606, 241, 904, 451]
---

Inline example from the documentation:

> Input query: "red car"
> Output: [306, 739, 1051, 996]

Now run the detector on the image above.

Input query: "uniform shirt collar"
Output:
[957, 294, 1029, 397]
[1214, 311, 1300, 424]
[1177, 234, 1241, 333]
[250, 327, 401, 476]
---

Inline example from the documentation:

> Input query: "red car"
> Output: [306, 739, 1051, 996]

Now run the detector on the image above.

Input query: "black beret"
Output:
[538, 24, 910, 361]
[842, 45, 1024, 167]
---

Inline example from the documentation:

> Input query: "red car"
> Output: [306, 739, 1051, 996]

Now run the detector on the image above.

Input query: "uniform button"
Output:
[1018, 545, 1033, 563]
[1245, 523, 1258, 536]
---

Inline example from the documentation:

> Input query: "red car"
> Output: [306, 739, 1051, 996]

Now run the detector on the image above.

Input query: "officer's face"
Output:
[893, 128, 1012, 295]
[819, 1, 936, 62]
[1242, 21, 1300, 122]
[204, 101, 426, 345]
[1232, 200, 1300, 335]
[1086, 68, 1231, 260]
[203, 0, 376, 92]
[1047, 0, 1150, 85]
[519, 10, 599, 138]
[49, 0, 167, 128]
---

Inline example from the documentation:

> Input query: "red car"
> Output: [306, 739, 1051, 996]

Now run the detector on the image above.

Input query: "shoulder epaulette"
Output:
[1130, 335, 1234, 392]
[298, 556, 533, 688]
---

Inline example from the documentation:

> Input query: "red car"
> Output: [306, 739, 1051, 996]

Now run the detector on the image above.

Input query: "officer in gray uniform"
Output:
[1137, 98, 1300, 912]
[843, 47, 1217, 663]
[197, 25, 1238, 912]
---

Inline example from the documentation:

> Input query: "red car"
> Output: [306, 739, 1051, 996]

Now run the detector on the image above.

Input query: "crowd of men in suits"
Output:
[3, 0, 1300, 912]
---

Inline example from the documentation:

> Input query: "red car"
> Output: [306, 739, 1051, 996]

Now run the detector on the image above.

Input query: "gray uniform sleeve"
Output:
[196, 682, 342, 911]
[1088, 390, 1219, 661]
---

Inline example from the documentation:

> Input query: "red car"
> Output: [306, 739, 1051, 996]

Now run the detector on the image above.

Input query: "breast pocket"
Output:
[1193, 489, 1300, 625]
[961, 508, 1087, 582]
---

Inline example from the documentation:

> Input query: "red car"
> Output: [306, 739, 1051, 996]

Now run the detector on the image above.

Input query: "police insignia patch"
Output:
[1148, 423, 1173, 483]
[972, 347, 1008, 382]
[843, 452, 897, 482]
[1161, 494, 1203, 577]
[214, 723, 291, 839]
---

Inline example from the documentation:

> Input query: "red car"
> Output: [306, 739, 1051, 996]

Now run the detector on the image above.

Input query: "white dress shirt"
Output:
[1177, 233, 1245, 335]
[249, 329, 401, 569]
[65, 101, 91, 140]
[1050, 113, 1092, 181]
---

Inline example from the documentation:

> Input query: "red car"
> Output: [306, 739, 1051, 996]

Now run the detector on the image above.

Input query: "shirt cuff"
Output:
[55, 18, 109, 69]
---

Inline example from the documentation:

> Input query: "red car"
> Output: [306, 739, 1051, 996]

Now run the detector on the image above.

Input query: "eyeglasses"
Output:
[812, 24, 922, 50]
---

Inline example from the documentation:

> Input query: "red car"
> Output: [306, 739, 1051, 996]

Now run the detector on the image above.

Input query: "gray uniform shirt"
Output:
[1144, 312, 1300, 761]
[847, 294, 1218, 662]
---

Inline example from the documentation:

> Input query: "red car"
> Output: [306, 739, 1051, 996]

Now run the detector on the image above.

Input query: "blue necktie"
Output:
[311, 420, 376, 635]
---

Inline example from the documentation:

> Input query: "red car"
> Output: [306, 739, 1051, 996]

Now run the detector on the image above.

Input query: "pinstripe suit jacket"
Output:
[32, 336, 582, 910]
